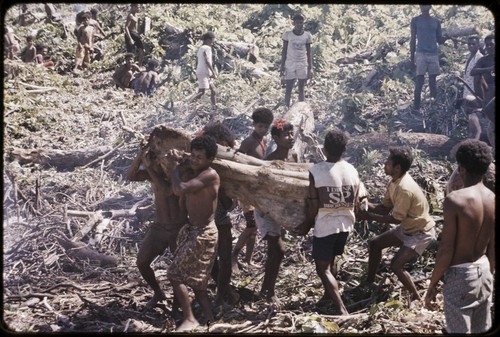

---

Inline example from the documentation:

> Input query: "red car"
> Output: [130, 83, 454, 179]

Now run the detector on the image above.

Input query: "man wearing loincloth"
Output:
[166, 135, 220, 332]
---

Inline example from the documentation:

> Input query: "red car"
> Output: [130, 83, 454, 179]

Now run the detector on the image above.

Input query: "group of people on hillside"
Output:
[127, 101, 494, 333]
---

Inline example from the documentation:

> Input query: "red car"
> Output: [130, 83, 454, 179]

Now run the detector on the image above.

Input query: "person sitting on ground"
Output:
[44, 3, 61, 23]
[127, 126, 187, 313]
[113, 52, 141, 89]
[296, 129, 367, 315]
[202, 123, 241, 306]
[231, 107, 274, 274]
[253, 119, 297, 310]
[356, 146, 436, 302]
[34, 45, 55, 68]
[21, 34, 36, 63]
[166, 135, 220, 332]
[16, 4, 38, 26]
[133, 59, 159, 97]
[425, 139, 495, 334]
[4, 27, 22, 60]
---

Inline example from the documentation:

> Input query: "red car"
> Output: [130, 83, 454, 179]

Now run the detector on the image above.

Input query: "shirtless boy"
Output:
[133, 59, 159, 97]
[254, 119, 297, 309]
[113, 52, 141, 89]
[166, 135, 220, 332]
[74, 13, 94, 72]
[127, 126, 187, 311]
[125, 3, 144, 66]
[232, 107, 274, 273]
[425, 139, 495, 334]
[22, 35, 36, 63]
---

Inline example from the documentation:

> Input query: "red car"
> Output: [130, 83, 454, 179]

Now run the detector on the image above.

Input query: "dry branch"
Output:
[55, 235, 117, 267]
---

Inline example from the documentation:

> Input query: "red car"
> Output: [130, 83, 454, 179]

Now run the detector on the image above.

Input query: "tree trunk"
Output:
[9, 146, 113, 169]
[216, 41, 259, 63]
[55, 235, 117, 268]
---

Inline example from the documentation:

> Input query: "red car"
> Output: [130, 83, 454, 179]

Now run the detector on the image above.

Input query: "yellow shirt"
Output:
[383, 173, 435, 234]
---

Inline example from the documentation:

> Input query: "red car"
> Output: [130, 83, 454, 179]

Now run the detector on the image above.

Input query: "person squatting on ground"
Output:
[280, 14, 313, 109]
[201, 123, 241, 306]
[356, 146, 436, 301]
[133, 59, 159, 97]
[113, 52, 141, 89]
[166, 135, 220, 332]
[126, 126, 187, 314]
[231, 107, 274, 273]
[296, 129, 366, 315]
[425, 139, 495, 334]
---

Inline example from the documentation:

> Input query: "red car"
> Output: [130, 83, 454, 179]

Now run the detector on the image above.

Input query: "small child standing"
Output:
[192, 32, 217, 107]
[232, 107, 274, 273]
[21, 35, 36, 63]
[74, 13, 94, 72]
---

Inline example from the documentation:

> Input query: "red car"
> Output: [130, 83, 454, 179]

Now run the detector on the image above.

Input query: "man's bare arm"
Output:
[172, 167, 218, 197]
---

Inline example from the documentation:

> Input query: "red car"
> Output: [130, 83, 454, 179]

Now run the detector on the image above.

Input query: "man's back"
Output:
[445, 184, 495, 266]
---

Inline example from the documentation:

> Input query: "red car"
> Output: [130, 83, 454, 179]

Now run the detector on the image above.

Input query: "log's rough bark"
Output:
[55, 235, 117, 267]
[283, 101, 325, 162]
[8, 146, 113, 169]
[345, 132, 462, 159]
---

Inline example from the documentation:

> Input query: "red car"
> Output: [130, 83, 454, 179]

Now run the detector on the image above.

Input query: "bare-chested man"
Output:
[425, 139, 495, 334]
[133, 59, 159, 97]
[113, 52, 141, 89]
[125, 3, 144, 66]
[166, 135, 220, 332]
[127, 126, 187, 312]
[74, 13, 94, 72]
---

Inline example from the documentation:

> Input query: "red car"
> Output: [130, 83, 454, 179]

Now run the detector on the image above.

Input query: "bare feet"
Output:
[176, 318, 200, 332]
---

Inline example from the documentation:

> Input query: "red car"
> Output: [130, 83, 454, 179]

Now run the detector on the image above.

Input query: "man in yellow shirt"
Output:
[357, 146, 435, 301]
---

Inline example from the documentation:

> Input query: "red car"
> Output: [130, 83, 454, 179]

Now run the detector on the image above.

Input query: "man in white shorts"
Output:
[280, 14, 313, 108]
[192, 31, 217, 107]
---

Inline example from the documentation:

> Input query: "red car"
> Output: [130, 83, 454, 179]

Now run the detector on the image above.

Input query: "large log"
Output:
[9, 146, 113, 169]
[216, 41, 259, 63]
[345, 132, 462, 159]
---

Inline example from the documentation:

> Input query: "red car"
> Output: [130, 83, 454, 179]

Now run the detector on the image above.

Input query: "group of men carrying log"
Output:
[127, 104, 494, 333]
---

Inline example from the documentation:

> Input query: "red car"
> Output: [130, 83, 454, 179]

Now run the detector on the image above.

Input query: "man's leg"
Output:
[315, 258, 348, 315]
[260, 235, 285, 306]
[297, 79, 307, 102]
[209, 83, 217, 106]
[413, 75, 425, 111]
[284, 79, 296, 108]
[428, 74, 437, 99]
[215, 227, 239, 305]
[171, 280, 199, 332]
[390, 246, 420, 300]
[367, 230, 402, 283]
[136, 236, 166, 309]
[193, 289, 214, 326]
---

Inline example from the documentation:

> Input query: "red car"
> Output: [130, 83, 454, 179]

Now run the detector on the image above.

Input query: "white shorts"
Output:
[197, 73, 211, 89]
[284, 61, 308, 80]
[254, 208, 280, 239]
[390, 225, 436, 255]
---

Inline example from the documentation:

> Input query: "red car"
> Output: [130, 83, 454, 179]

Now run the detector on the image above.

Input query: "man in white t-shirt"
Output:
[462, 36, 483, 99]
[192, 31, 217, 107]
[295, 129, 366, 315]
[280, 14, 313, 108]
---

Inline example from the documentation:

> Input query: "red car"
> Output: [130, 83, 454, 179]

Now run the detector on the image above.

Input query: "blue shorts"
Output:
[312, 231, 349, 262]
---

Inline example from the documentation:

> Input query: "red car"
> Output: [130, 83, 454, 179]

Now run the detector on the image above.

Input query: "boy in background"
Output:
[232, 107, 274, 273]
[192, 31, 218, 108]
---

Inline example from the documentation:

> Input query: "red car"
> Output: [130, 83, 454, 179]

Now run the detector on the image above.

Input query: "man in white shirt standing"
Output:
[280, 14, 313, 109]
[192, 31, 217, 108]
[462, 36, 483, 99]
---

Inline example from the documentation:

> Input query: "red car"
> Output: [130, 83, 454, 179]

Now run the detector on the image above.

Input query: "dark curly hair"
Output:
[456, 139, 492, 176]
[388, 146, 413, 174]
[202, 122, 236, 148]
[324, 129, 348, 157]
[191, 135, 218, 159]
[271, 122, 294, 137]
[251, 107, 274, 125]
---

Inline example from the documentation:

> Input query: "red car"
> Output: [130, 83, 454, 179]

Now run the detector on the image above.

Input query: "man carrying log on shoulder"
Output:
[295, 129, 366, 315]
[253, 119, 298, 310]
[166, 135, 220, 332]
[127, 126, 187, 314]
